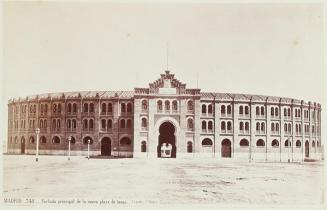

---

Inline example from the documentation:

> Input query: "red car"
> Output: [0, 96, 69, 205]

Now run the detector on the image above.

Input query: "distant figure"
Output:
[161, 143, 172, 158]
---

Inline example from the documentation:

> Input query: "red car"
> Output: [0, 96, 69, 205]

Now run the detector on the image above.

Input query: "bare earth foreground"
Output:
[2, 155, 325, 207]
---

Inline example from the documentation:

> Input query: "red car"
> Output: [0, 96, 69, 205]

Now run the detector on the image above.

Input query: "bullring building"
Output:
[7, 71, 323, 161]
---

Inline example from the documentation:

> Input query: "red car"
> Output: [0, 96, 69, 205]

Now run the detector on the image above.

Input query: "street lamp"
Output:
[87, 139, 90, 160]
[68, 136, 71, 161]
[35, 128, 40, 162]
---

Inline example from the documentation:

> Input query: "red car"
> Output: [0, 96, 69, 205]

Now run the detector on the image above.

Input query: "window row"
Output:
[255, 106, 265, 116]
[157, 100, 178, 112]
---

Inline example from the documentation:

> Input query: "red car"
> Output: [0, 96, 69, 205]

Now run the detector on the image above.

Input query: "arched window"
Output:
[256, 107, 260, 115]
[120, 119, 125, 129]
[239, 106, 243, 115]
[296, 140, 301, 147]
[52, 136, 60, 144]
[245, 106, 249, 115]
[187, 101, 193, 111]
[240, 139, 249, 146]
[165, 100, 170, 111]
[89, 119, 94, 129]
[108, 103, 113, 113]
[276, 123, 279, 132]
[245, 122, 249, 131]
[40, 119, 43, 128]
[227, 105, 232, 115]
[288, 123, 291, 133]
[126, 119, 132, 128]
[187, 118, 193, 130]
[29, 136, 35, 144]
[101, 103, 107, 113]
[57, 119, 61, 128]
[208, 104, 213, 114]
[187, 141, 193, 153]
[141, 141, 147, 152]
[44, 120, 47, 128]
[227, 121, 232, 131]
[260, 106, 264, 116]
[271, 107, 274, 116]
[40, 136, 46, 144]
[312, 141, 315, 147]
[88, 103, 94, 113]
[72, 119, 76, 128]
[67, 119, 71, 129]
[69, 136, 76, 144]
[202, 138, 213, 146]
[127, 103, 132, 112]
[83, 103, 88, 113]
[284, 108, 287, 116]
[221, 105, 226, 114]
[261, 122, 265, 131]
[287, 108, 291, 117]
[73, 103, 77, 113]
[157, 100, 163, 111]
[208, 121, 213, 130]
[141, 118, 147, 128]
[221, 121, 226, 130]
[107, 119, 112, 129]
[67, 103, 72, 113]
[52, 119, 56, 129]
[239, 122, 244, 130]
[271, 123, 275, 131]
[83, 136, 93, 145]
[45, 104, 48, 113]
[101, 119, 106, 129]
[256, 122, 260, 131]
[83, 119, 88, 129]
[172, 100, 178, 111]
[121, 103, 126, 113]
[256, 139, 265, 147]
[120, 137, 131, 145]
[142, 100, 147, 111]
[202, 121, 207, 130]
[202, 104, 206, 113]
[284, 139, 291, 147]
[53, 104, 57, 113]
[271, 139, 279, 147]
[275, 107, 279, 116]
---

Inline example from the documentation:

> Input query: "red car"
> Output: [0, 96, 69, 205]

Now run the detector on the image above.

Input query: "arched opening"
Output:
[240, 139, 249, 147]
[221, 139, 231, 158]
[120, 137, 131, 145]
[271, 139, 279, 147]
[21, 137, 25, 154]
[52, 136, 60, 144]
[101, 137, 111, 156]
[141, 141, 147, 152]
[305, 140, 309, 158]
[83, 136, 93, 145]
[157, 122, 176, 158]
[187, 141, 193, 153]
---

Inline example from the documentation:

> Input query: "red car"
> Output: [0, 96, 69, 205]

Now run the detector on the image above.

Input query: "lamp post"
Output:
[87, 139, 90, 160]
[287, 135, 291, 163]
[35, 128, 40, 162]
[68, 136, 71, 161]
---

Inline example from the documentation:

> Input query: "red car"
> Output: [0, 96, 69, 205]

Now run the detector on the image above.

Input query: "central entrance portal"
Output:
[157, 122, 176, 158]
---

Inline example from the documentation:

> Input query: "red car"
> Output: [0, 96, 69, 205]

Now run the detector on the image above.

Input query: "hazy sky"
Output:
[2, 2, 325, 145]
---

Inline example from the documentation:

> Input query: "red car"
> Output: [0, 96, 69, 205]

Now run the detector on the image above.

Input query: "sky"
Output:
[1, 2, 325, 148]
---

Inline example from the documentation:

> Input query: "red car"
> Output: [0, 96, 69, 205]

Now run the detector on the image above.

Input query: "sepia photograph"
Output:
[1, 0, 326, 209]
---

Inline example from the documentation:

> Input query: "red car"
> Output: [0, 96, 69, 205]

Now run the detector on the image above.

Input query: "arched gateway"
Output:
[157, 122, 176, 158]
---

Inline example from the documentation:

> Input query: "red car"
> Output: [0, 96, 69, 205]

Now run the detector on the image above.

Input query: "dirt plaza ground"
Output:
[2, 155, 325, 206]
